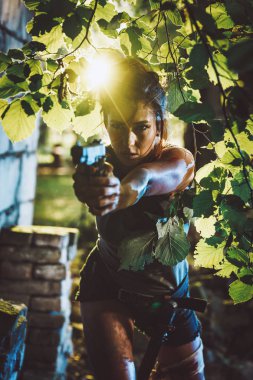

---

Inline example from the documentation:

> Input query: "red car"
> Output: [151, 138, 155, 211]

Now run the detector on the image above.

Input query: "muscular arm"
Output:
[119, 147, 195, 208]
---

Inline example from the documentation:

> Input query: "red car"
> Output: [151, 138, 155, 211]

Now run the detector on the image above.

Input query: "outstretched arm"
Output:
[73, 147, 194, 216]
[119, 147, 194, 206]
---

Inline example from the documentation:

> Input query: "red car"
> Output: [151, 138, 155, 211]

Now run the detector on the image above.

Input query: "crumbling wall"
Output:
[0, 226, 78, 379]
[0, 0, 39, 229]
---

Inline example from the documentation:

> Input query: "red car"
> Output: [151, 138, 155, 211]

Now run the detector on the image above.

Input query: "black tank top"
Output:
[95, 146, 189, 295]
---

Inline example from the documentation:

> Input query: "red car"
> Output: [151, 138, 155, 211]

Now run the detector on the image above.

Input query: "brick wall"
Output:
[0, 226, 79, 379]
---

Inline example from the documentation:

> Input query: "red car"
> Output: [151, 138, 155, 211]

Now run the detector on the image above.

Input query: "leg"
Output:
[80, 299, 136, 380]
[150, 336, 205, 380]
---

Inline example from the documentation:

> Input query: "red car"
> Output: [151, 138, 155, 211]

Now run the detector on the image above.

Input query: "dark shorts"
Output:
[76, 248, 202, 346]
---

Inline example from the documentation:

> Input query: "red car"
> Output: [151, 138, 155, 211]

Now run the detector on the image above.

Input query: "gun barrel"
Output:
[71, 143, 106, 166]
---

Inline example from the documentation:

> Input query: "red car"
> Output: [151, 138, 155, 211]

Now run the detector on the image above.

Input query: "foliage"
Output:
[0, 0, 253, 303]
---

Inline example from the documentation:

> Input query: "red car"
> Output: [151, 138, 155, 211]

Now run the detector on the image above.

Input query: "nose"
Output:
[126, 130, 136, 148]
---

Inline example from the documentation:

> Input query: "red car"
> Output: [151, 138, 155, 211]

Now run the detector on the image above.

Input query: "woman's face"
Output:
[105, 100, 159, 167]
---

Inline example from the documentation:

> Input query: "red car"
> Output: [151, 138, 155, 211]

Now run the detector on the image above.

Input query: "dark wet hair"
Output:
[99, 57, 168, 157]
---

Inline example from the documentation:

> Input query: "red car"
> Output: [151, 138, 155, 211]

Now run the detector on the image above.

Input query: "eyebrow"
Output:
[110, 120, 150, 125]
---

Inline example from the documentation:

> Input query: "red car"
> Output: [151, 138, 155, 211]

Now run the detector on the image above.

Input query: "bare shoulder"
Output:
[159, 145, 194, 164]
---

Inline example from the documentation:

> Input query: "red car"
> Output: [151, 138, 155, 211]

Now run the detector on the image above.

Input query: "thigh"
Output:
[151, 336, 205, 380]
[80, 299, 136, 380]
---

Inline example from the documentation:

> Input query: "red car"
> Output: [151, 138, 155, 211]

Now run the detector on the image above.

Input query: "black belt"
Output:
[118, 275, 207, 313]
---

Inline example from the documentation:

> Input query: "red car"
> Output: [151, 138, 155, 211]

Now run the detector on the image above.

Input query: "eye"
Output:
[110, 123, 123, 130]
[135, 124, 150, 132]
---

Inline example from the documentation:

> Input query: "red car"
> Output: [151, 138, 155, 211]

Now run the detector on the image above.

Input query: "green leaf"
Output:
[23, 0, 41, 10]
[194, 216, 216, 239]
[72, 103, 103, 140]
[22, 41, 46, 55]
[208, 119, 225, 142]
[21, 100, 35, 116]
[62, 14, 83, 40]
[28, 74, 43, 92]
[33, 25, 65, 53]
[42, 95, 74, 132]
[95, 3, 117, 23]
[166, 9, 183, 26]
[193, 190, 214, 217]
[185, 68, 210, 89]
[189, 44, 209, 69]
[154, 218, 190, 266]
[226, 247, 249, 267]
[215, 259, 238, 278]
[126, 26, 143, 55]
[220, 203, 247, 233]
[1, 98, 37, 142]
[118, 230, 156, 271]
[119, 32, 131, 56]
[0, 75, 27, 98]
[42, 97, 54, 113]
[229, 280, 253, 304]
[0, 99, 8, 118]
[231, 172, 253, 203]
[30, 14, 59, 36]
[220, 148, 241, 166]
[25, 59, 43, 77]
[8, 49, 25, 60]
[174, 101, 215, 123]
[238, 268, 253, 285]
[207, 52, 238, 89]
[206, 3, 234, 29]
[167, 79, 192, 114]
[194, 239, 225, 268]
[0, 52, 12, 73]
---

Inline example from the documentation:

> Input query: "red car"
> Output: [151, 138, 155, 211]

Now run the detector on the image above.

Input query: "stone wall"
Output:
[0, 0, 40, 229]
[0, 226, 79, 380]
[0, 299, 27, 380]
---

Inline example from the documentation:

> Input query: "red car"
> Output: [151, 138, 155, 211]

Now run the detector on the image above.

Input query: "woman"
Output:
[73, 57, 205, 380]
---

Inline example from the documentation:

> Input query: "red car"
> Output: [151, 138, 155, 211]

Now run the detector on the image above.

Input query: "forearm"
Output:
[119, 167, 150, 208]
[120, 153, 194, 206]
[139, 158, 194, 196]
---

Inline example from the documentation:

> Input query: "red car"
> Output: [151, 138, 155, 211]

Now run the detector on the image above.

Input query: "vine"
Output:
[0, 0, 252, 303]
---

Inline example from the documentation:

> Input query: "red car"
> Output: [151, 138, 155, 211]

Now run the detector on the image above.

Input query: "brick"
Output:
[0, 227, 32, 246]
[32, 226, 69, 249]
[0, 156, 20, 212]
[0, 279, 64, 296]
[17, 154, 37, 203]
[25, 343, 59, 364]
[33, 264, 66, 281]
[18, 201, 34, 226]
[0, 261, 33, 280]
[0, 293, 30, 306]
[21, 369, 57, 380]
[0, 245, 67, 263]
[28, 312, 66, 329]
[27, 323, 69, 346]
[29, 296, 69, 312]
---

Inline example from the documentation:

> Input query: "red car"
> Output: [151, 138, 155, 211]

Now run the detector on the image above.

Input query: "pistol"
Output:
[71, 140, 108, 176]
